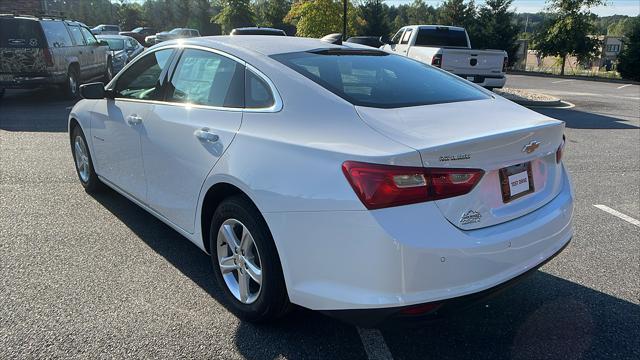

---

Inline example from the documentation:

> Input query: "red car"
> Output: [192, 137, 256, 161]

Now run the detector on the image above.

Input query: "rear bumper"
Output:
[264, 166, 574, 313]
[0, 73, 66, 89]
[323, 236, 571, 327]
[454, 73, 506, 88]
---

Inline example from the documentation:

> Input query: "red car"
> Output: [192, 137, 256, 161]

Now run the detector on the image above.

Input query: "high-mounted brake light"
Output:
[556, 134, 566, 163]
[431, 54, 443, 68]
[342, 161, 484, 210]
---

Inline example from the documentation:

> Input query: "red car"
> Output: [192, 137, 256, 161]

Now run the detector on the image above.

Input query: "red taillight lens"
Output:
[556, 135, 566, 163]
[43, 48, 54, 67]
[431, 54, 442, 68]
[502, 56, 508, 72]
[342, 161, 484, 210]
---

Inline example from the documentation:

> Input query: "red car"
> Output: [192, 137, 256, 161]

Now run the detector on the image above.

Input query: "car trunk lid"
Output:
[441, 48, 505, 76]
[0, 18, 48, 77]
[355, 97, 566, 230]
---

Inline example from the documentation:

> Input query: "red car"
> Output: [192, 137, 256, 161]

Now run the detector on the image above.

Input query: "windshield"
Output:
[415, 28, 469, 48]
[103, 38, 125, 51]
[170, 29, 183, 34]
[272, 50, 489, 108]
[132, 27, 142, 32]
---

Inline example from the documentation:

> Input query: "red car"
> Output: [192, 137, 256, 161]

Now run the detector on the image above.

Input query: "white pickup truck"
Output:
[381, 25, 507, 89]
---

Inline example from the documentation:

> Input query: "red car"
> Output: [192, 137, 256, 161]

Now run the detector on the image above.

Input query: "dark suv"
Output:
[0, 15, 110, 99]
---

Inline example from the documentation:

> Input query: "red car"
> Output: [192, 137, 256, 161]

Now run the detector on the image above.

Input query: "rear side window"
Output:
[415, 28, 468, 48]
[0, 19, 45, 48]
[272, 50, 489, 109]
[67, 26, 85, 45]
[41, 21, 72, 48]
[245, 69, 274, 109]
[115, 49, 173, 100]
[166, 49, 244, 108]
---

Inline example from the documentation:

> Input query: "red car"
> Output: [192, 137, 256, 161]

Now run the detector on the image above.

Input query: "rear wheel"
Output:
[209, 196, 290, 322]
[62, 67, 79, 99]
[71, 125, 103, 193]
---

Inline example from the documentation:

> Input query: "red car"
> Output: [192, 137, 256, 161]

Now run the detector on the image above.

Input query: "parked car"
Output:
[151, 28, 200, 45]
[69, 36, 572, 326]
[96, 35, 144, 75]
[382, 25, 508, 89]
[0, 14, 110, 99]
[231, 27, 286, 36]
[90, 24, 121, 35]
[119, 27, 156, 46]
[346, 36, 384, 48]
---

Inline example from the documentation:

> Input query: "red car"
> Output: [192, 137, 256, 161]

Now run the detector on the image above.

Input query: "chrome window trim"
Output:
[107, 43, 283, 113]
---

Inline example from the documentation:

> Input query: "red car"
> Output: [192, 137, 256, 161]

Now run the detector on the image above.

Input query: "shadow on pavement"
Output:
[89, 188, 368, 360]
[381, 271, 640, 360]
[90, 186, 639, 360]
[533, 107, 639, 130]
[0, 89, 75, 132]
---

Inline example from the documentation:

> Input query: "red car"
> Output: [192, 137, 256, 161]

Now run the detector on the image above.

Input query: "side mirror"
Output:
[80, 82, 106, 99]
[379, 35, 390, 45]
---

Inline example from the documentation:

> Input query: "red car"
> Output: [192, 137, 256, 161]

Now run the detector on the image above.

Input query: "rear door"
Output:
[66, 24, 92, 76]
[0, 18, 47, 82]
[79, 26, 106, 79]
[141, 48, 244, 233]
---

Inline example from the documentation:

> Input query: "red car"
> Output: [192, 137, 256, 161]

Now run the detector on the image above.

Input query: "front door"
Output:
[91, 48, 175, 201]
[141, 48, 244, 233]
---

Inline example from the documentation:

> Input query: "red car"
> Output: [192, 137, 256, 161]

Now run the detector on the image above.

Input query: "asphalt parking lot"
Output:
[1, 75, 638, 359]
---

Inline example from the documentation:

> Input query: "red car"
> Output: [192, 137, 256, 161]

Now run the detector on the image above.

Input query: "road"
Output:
[1, 75, 638, 359]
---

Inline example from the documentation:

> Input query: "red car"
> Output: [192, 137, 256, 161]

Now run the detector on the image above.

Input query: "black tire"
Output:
[209, 196, 290, 322]
[70, 125, 103, 193]
[62, 67, 79, 100]
[104, 58, 113, 83]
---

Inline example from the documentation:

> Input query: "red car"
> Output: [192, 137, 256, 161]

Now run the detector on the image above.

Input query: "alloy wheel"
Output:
[73, 135, 90, 183]
[217, 218, 263, 304]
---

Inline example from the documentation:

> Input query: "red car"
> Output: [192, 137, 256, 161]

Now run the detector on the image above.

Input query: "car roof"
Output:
[97, 35, 132, 40]
[175, 36, 360, 56]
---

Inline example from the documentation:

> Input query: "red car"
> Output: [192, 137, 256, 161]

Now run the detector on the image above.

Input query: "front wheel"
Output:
[104, 59, 113, 83]
[62, 68, 79, 99]
[71, 126, 103, 193]
[210, 196, 290, 322]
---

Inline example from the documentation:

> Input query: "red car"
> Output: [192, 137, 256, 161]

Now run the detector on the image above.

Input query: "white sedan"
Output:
[68, 36, 573, 326]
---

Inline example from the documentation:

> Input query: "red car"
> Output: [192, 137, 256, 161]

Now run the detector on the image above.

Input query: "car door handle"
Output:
[127, 115, 143, 125]
[194, 128, 219, 143]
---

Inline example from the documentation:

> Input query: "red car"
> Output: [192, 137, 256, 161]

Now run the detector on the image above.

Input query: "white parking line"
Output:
[357, 327, 394, 360]
[593, 205, 640, 227]
[617, 84, 633, 89]
[551, 79, 575, 84]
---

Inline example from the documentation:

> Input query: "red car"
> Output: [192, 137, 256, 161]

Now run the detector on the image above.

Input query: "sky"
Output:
[386, 0, 640, 16]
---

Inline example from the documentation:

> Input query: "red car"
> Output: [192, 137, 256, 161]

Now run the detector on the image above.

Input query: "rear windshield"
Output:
[103, 38, 125, 51]
[103, 26, 120, 32]
[415, 28, 468, 48]
[272, 50, 488, 108]
[0, 18, 45, 48]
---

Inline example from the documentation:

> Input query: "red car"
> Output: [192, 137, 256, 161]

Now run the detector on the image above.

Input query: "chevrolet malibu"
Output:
[68, 36, 573, 326]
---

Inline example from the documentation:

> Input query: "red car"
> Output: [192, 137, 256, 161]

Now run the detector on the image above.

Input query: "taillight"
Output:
[431, 54, 442, 68]
[342, 161, 484, 210]
[502, 56, 508, 72]
[556, 135, 566, 163]
[43, 48, 54, 67]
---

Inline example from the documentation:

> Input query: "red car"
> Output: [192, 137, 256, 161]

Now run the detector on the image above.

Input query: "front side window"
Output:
[114, 49, 173, 100]
[41, 21, 72, 48]
[67, 26, 85, 45]
[245, 69, 274, 108]
[390, 29, 404, 45]
[166, 49, 244, 108]
[80, 27, 98, 45]
[273, 50, 489, 108]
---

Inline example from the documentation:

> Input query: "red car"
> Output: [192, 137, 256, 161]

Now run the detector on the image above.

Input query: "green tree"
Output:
[408, 0, 437, 25]
[438, 0, 476, 28]
[533, 0, 605, 75]
[360, 0, 391, 37]
[617, 17, 640, 81]
[284, 0, 364, 38]
[475, 0, 519, 65]
[213, 0, 255, 34]
[117, 2, 144, 30]
[253, 0, 293, 33]
[607, 16, 637, 36]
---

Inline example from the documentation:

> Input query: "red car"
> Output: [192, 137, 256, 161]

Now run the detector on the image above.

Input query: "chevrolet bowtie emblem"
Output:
[522, 141, 541, 154]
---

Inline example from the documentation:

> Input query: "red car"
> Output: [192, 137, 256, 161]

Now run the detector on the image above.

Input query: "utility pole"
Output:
[343, 0, 347, 40]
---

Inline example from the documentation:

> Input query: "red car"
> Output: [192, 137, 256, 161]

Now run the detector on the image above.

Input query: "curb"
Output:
[510, 98, 563, 107]
[507, 70, 639, 85]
